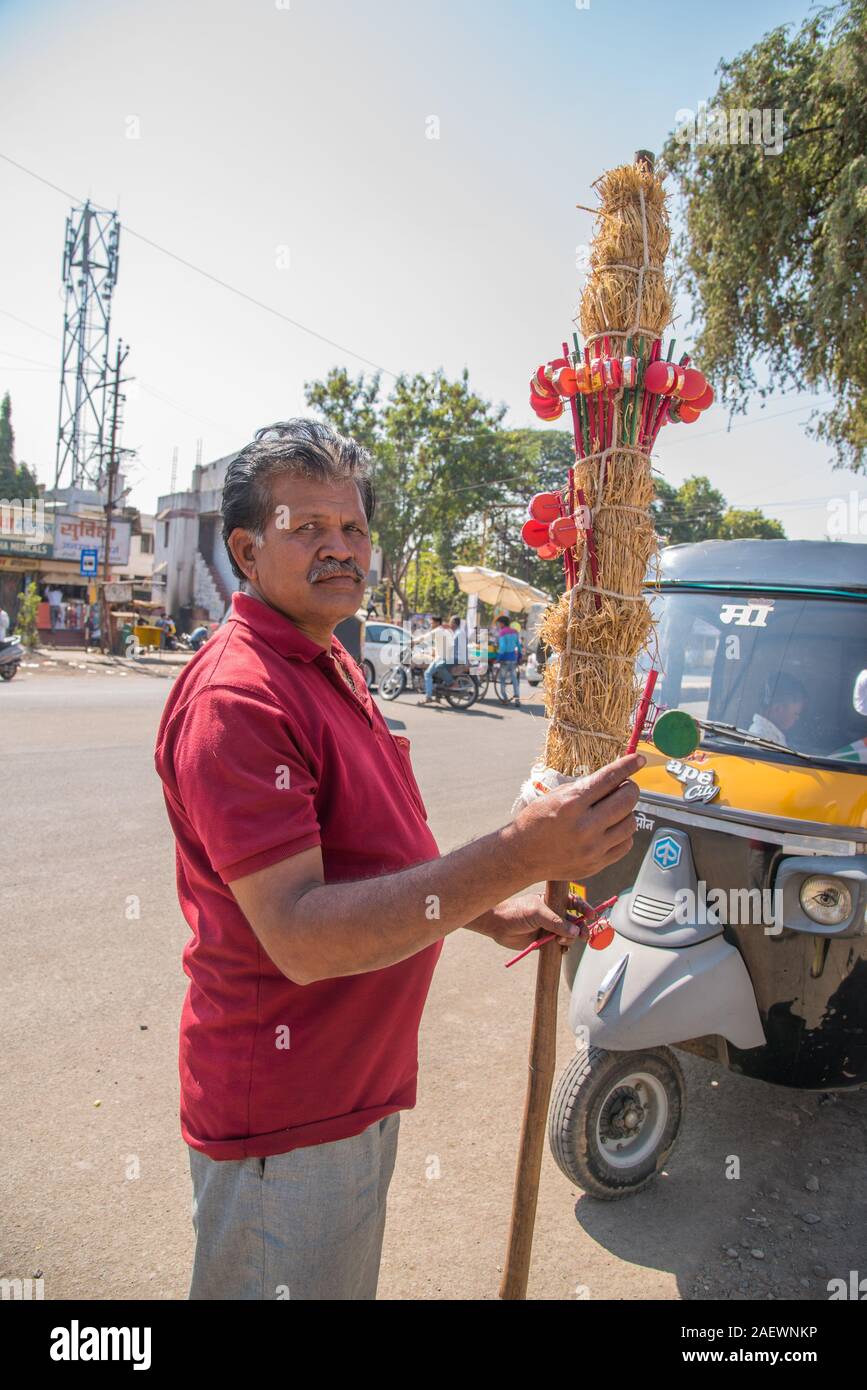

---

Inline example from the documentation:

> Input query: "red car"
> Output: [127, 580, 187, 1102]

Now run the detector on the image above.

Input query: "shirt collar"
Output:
[229, 591, 332, 662]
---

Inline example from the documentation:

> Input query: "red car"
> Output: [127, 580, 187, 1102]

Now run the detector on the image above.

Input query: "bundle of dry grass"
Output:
[579, 161, 673, 340]
[541, 158, 672, 778]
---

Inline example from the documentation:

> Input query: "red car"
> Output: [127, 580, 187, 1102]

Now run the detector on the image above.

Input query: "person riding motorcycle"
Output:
[418, 616, 461, 705]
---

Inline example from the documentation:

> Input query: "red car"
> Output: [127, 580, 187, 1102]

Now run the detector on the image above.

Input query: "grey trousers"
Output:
[187, 1112, 400, 1300]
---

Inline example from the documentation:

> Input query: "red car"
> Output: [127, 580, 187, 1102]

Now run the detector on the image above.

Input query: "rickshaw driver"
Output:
[832, 666, 867, 762]
[749, 673, 807, 747]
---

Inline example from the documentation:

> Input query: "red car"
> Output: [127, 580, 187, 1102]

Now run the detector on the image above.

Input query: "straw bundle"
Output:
[540, 159, 672, 777]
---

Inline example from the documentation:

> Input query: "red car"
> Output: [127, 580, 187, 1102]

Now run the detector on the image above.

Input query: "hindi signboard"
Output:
[53, 514, 131, 566]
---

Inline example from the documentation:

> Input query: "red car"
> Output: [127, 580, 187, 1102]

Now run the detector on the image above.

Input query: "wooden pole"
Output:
[499, 878, 568, 1300]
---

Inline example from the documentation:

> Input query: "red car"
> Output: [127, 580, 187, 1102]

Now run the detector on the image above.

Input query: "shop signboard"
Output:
[53, 514, 131, 566]
[0, 499, 53, 557]
[104, 582, 133, 603]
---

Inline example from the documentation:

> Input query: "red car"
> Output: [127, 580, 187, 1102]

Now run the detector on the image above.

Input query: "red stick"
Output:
[563, 343, 580, 589]
[584, 346, 599, 448]
[649, 396, 670, 447]
[638, 339, 661, 447]
[627, 668, 658, 753]
[576, 486, 602, 612]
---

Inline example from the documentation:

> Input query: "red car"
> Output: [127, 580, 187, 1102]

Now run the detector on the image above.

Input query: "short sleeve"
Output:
[165, 686, 322, 883]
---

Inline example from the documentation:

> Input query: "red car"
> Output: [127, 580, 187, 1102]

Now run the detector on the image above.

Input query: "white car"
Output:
[363, 621, 409, 688]
[526, 644, 557, 687]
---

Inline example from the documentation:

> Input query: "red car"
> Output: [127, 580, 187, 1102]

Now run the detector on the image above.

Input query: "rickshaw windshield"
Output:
[641, 588, 867, 767]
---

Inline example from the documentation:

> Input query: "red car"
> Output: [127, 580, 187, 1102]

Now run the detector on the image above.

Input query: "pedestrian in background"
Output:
[46, 586, 63, 631]
[495, 612, 523, 704]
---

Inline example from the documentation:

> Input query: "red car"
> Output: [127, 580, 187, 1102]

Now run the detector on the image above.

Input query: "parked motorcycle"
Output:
[0, 634, 24, 681]
[379, 654, 479, 709]
[179, 625, 209, 652]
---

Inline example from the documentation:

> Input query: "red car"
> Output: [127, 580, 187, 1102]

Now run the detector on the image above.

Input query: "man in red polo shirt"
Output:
[155, 418, 642, 1300]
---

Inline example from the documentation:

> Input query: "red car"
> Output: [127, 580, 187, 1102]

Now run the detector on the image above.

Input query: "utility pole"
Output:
[101, 340, 131, 653]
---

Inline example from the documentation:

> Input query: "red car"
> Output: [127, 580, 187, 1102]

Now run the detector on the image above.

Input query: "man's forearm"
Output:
[281, 821, 535, 983]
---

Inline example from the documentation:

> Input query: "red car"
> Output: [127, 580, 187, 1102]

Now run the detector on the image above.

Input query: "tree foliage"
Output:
[16, 580, 41, 649]
[0, 393, 39, 502]
[663, 0, 867, 470]
[654, 474, 785, 542]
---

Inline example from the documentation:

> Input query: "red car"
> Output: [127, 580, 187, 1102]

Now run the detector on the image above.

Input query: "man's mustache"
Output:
[308, 559, 365, 583]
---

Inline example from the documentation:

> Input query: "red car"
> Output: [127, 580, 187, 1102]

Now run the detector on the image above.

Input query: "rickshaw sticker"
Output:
[665, 758, 721, 804]
[718, 600, 774, 628]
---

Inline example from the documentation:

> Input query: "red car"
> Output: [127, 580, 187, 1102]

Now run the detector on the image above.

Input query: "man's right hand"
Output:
[511, 753, 644, 884]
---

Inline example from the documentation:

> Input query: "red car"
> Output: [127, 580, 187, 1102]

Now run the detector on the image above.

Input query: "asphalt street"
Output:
[3, 666, 864, 1301]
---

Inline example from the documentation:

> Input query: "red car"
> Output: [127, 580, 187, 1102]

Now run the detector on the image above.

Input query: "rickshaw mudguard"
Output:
[569, 929, 767, 1052]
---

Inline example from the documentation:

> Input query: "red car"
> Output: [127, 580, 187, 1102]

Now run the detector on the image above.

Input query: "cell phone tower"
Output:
[54, 201, 121, 490]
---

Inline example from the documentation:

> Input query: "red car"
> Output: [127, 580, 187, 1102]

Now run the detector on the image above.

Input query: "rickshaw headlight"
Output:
[799, 876, 852, 926]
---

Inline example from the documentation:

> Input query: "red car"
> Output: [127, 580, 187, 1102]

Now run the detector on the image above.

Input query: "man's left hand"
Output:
[478, 894, 578, 951]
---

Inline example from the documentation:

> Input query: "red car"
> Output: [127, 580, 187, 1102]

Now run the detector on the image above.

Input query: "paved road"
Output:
[3, 669, 864, 1301]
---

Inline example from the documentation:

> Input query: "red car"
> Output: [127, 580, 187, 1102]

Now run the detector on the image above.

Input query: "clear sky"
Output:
[0, 0, 859, 538]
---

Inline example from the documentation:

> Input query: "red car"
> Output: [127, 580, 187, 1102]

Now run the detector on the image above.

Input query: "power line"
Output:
[0, 149, 399, 379]
[0, 308, 58, 340]
[659, 396, 833, 447]
[1, 310, 239, 440]
[0, 347, 56, 367]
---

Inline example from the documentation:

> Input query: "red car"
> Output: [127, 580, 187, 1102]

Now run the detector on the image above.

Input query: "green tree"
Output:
[0, 393, 39, 501]
[0, 393, 15, 494]
[403, 548, 459, 614]
[718, 507, 786, 539]
[653, 475, 785, 542]
[16, 580, 41, 649]
[663, 0, 867, 470]
[655, 475, 727, 543]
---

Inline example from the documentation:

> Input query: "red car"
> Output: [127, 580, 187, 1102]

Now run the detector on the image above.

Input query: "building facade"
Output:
[152, 451, 239, 624]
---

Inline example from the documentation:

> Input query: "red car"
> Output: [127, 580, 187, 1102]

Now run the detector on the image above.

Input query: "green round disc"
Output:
[652, 708, 700, 758]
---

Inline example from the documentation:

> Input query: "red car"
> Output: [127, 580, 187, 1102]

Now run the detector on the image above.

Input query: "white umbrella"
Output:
[452, 565, 552, 614]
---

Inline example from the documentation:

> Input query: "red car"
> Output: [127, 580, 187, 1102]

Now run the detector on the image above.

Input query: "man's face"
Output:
[770, 698, 804, 732]
[229, 472, 371, 640]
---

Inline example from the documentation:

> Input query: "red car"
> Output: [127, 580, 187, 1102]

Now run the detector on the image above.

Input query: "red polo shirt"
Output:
[154, 591, 442, 1160]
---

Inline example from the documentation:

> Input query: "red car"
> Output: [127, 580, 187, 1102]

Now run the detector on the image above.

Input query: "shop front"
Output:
[38, 513, 133, 647]
[0, 505, 54, 627]
[36, 560, 101, 646]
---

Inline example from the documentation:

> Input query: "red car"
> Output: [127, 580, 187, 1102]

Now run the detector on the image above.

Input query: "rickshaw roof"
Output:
[652, 540, 867, 596]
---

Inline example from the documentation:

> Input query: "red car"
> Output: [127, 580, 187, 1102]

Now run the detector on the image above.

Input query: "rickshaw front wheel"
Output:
[549, 1045, 685, 1200]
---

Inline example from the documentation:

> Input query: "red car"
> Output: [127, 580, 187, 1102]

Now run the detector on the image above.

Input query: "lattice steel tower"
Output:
[54, 202, 121, 489]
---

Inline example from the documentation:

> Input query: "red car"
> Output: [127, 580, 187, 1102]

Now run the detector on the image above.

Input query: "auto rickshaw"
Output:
[551, 539, 867, 1199]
